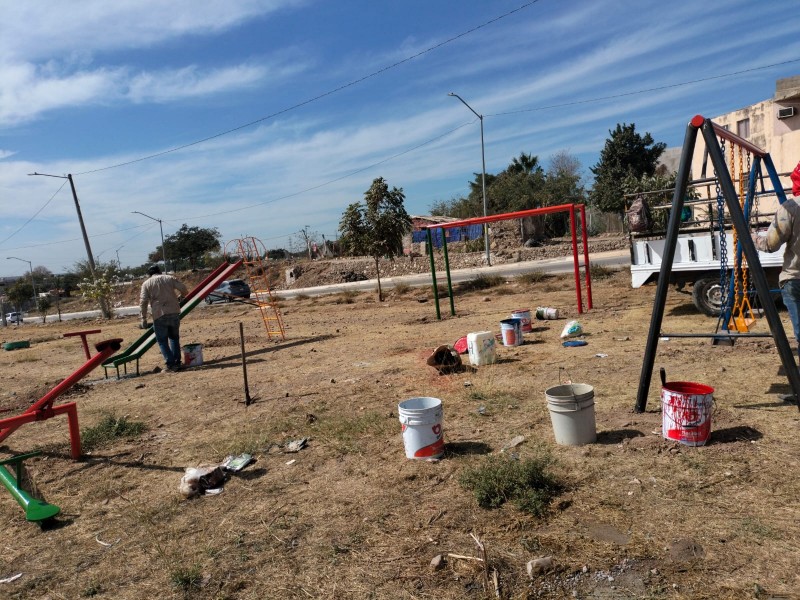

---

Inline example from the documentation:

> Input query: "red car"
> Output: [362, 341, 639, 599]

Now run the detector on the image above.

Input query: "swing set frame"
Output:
[635, 115, 800, 412]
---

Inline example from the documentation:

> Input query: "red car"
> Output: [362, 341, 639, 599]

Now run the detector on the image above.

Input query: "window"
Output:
[737, 118, 750, 139]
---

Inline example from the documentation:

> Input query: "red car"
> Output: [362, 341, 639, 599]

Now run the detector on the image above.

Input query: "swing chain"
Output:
[716, 139, 729, 306]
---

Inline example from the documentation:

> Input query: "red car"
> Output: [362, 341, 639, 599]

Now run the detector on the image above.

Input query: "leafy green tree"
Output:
[6, 280, 33, 312]
[590, 123, 666, 215]
[37, 295, 52, 323]
[151, 224, 221, 270]
[339, 177, 412, 301]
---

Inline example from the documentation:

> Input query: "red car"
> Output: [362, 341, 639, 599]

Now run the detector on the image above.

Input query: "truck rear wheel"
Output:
[692, 277, 723, 316]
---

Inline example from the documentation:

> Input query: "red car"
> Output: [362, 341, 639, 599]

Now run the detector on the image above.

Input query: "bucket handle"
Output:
[557, 367, 582, 410]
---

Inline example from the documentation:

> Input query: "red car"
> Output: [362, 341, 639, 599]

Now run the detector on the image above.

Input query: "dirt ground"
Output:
[1, 264, 799, 600]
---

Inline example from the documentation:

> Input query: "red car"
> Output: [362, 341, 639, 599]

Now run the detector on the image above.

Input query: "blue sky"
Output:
[1, 0, 800, 277]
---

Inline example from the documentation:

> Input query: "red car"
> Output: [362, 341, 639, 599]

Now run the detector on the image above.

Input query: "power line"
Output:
[489, 58, 800, 117]
[75, 1, 541, 176]
[0, 179, 67, 247]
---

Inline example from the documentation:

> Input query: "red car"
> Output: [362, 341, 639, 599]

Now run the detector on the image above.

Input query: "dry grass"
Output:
[0, 270, 799, 599]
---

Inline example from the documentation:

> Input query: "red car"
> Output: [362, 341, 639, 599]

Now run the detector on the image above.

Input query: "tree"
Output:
[6, 280, 33, 312]
[590, 123, 666, 215]
[338, 177, 412, 301]
[37, 295, 52, 323]
[152, 225, 221, 270]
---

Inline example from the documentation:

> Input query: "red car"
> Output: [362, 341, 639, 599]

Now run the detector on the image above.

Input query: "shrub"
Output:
[459, 274, 504, 292]
[589, 263, 616, 280]
[516, 270, 551, 285]
[81, 413, 147, 451]
[459, 454, 563, 516]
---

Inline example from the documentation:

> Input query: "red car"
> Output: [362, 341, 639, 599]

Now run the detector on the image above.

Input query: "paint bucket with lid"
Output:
[182, 343, 204, 367]
[661, 380, 714, 446]
[398, 397, 445, 459]
[511, 309, 532, 333]
[544, 383, 597, 445]
[467, 331, 496, 366]
[536, 307, 559, 320]
[499, 318, 522, 347]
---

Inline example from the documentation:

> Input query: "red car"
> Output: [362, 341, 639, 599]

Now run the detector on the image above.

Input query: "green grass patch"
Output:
[311, 411, 394, 455]
[81, 413, 147, 451]
[170, 564, 202, 593]
[459, 453, 563, 516]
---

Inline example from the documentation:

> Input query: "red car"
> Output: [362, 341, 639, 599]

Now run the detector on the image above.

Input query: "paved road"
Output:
[4, 250, 630, 324]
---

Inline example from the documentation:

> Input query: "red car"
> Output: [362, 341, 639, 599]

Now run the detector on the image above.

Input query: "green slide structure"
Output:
[103, 259, 243, 378]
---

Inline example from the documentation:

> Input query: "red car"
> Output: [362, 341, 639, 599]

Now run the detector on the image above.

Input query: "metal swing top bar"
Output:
[635, 115, 800, 413]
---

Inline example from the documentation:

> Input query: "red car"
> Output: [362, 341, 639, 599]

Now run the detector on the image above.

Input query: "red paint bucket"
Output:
[661, 381, 714, 446]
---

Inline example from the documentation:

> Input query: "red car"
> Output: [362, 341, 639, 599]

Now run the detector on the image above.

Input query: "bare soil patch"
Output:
[1, 265, 799, 599]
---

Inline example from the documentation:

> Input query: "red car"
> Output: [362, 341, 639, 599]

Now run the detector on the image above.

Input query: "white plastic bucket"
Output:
[182, 343, 204, 367]
[511, 309, 532, 333]
[661, 381, 714, 446]
[398, 397, 444, 459]
[536, 307, 559, 320]
[500, 318, 522, 347]
[545, 383, 597, 445]
[467, 331, 496, 366]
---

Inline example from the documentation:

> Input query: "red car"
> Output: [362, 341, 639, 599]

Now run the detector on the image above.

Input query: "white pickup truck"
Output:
[630, 228, 784, 316]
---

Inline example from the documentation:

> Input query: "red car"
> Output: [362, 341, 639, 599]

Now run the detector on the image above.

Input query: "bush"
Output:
[516, 270, 551, 285]
[459, 454, 563, 516]
[459, 274, 504, 292]
[81, 413, 147, 451]
[589, 263, 616, 280]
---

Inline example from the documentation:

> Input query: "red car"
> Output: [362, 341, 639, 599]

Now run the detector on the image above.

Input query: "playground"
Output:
[0, 259, 799, 599]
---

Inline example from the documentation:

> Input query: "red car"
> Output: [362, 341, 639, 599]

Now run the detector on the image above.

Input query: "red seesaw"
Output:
[0, 338, 122, 460]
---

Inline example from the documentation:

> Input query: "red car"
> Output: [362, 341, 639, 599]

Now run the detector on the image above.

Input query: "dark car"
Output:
[205, 279, 251, 304]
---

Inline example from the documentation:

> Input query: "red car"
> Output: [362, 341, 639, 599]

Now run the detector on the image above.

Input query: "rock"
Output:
[526, 556, 554, 578]
[430, 554, 446, 571]
[500, 435, 525, 453]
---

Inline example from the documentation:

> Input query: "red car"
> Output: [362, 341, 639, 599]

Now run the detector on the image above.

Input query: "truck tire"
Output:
[692, 277, 723, 316]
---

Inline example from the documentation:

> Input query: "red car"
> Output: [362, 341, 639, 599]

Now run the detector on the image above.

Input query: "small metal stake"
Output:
[239, 322, 252, 406]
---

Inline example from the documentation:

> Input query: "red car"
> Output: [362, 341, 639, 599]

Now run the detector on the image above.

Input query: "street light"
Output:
[448, 92, 491, 265]
[132, 211, 168, 272]
[116, 245, 124, 269]
[28, 173, 97, 277]
[6, 256, 37, 303]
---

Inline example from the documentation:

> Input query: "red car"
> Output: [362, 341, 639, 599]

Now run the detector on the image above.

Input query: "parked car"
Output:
[6, 312, 24, 324]
[205, 279, 251, 304]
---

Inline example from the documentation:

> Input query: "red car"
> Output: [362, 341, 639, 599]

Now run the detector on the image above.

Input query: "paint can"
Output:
[544, 383, 597, 445]
[398, 397, 444, 459]
[182, 343, 204, 367]
[467, 331, 496, 366]
[661, 381, 714, 446]
[511, 308, 532, 333]
[499, 318, 522, 347]
[536, 307, 559, 320]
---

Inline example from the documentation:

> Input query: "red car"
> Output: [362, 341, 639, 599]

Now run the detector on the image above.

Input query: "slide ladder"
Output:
[227, 237, 286, 341]
[103, 260, 243, 378]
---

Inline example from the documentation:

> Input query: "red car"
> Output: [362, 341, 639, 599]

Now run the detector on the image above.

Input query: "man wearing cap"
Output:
[139, 265, 188, 372]
[754, 161, 800, 361]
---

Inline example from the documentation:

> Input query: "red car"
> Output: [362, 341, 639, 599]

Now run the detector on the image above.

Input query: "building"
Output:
[662, 75, 800, 180]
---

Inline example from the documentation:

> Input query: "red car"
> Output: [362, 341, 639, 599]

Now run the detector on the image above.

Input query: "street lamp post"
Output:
[132, 211, 168, 271]
[7, 256, 37, 304]
[116, 246, 124, 269]
[448, 92, 491, 265]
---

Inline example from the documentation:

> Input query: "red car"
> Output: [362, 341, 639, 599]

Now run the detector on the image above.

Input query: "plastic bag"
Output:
[560, 320, 583, 339]
[626, 195, 652, 233]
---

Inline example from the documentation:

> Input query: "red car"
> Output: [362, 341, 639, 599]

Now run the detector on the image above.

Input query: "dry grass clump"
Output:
[458, 274, 504, 292]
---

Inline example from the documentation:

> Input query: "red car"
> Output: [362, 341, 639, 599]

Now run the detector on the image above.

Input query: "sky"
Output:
[1, 0, 800, 277]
